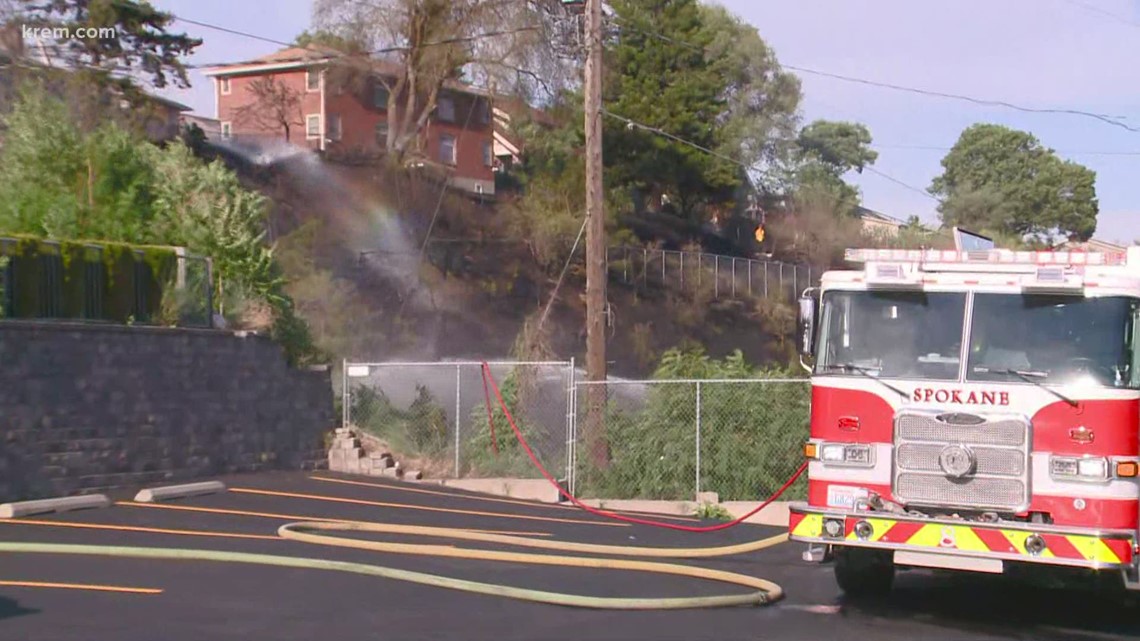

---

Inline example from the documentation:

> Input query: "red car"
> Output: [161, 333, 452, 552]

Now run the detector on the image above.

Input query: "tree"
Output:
[311, 0, 559, 161]
[12, 0, 200, 91]
[232, 76, 304, 142]
[797, 120, 878, 175]
[0, 85, 323, 364]
[602, 0, 801, 221]
[930, 124, 1098, 244]
[786, 120, 878, 218]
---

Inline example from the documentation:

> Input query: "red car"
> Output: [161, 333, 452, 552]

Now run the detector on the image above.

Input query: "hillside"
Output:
[218, 147, 800, 377]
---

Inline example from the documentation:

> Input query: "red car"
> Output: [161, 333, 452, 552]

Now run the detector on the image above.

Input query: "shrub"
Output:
[578, 345, 809, 501]
[464, 369, 547, 478]
[350, 384, 451, 460]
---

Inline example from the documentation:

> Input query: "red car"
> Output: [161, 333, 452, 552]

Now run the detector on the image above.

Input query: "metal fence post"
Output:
[680, 252, 684, 290]
[748, 260, 753, 296]
[695, 381, 702, 496]
[714, 255, 719, 299]
[342, 359, 349, 429]
[661, 250, 666, 284]
[697, 254, 702, 288]
[779, 263, 785, 298]
[204, 257, 214, 328]
[793, 266, 798, 298]
[731, 258, 737, 298]
[565, 358, 576, 493]
[454, 364, 462, 477]
[763, 262, 769, 298]
[643, 249, 648, 287]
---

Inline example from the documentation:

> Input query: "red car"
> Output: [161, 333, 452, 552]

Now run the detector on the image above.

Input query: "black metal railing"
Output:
[0, 237, 214, 328]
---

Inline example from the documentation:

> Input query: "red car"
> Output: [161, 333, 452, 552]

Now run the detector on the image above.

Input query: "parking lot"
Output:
[2, 472, 1140, 641]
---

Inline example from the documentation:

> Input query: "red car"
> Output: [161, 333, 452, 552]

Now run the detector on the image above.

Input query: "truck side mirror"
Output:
[797, 295, 818, 360]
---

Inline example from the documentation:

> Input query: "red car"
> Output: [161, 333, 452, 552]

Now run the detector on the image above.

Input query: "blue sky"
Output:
[153, 0, 1140, 244]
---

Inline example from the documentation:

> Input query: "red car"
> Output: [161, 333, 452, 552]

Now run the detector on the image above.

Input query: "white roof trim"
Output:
[201, 59, 331, 77]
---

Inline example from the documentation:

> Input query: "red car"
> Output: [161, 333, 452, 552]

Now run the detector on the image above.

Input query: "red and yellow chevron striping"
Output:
[790, 512, 1133, 566]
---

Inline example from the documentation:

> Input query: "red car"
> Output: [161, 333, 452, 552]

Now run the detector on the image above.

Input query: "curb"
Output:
[0, 494, 111, 519]
[134, 481, 227, 503]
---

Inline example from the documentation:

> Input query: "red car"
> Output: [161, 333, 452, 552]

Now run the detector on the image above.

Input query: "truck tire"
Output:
[834, 548, 895, 598]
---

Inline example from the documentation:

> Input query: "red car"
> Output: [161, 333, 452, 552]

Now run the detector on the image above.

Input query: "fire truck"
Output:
[789, 230, 1140, 596]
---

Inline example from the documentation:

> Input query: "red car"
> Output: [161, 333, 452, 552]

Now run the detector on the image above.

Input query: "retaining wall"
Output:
[0, 321, 335, 502]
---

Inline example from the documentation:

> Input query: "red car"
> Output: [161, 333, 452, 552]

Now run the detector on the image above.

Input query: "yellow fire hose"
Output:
[0, 519, 790, 610]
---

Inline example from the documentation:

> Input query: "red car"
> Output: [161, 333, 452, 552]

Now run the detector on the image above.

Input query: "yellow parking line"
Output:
[229, 487, 629, 528]
[308, 475, 702, 523]
[0, 580, 162, 595]
[0, 518, 279, 541]
[115, 501, 554, 537]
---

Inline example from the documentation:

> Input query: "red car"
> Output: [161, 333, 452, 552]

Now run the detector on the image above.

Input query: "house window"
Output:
[439, 134, 456, 165]
[373, 84, 389, 109]
[437, 96, 455, 122]
[327, 114, 342, 141]
[306, 69, 320, 92]
[220, 77, 231, 95]
[482, 141, 493, 168]
[477, 98, 490, 124]
[375, 121, 389, 146]
[306, 114, 321, 139]
[221, 121, 232, 140]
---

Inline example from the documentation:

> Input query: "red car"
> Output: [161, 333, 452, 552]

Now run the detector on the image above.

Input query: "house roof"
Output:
[202, 45, 491, 97]
[855, 206, 904, 226]
[146, 93, 192, 112]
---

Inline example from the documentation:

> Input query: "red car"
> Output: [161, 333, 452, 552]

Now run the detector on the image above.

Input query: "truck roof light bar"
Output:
[844, 248, 1126, 267]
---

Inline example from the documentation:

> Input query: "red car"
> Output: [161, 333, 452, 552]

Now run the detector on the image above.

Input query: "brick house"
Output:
[202, 46, 497, 196]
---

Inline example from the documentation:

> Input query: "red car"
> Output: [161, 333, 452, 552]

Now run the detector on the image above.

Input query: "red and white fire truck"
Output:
[789, 232, 1140, 596]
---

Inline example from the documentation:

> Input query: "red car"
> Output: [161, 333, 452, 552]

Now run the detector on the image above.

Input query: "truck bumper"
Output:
[789, 502, 1136, 571]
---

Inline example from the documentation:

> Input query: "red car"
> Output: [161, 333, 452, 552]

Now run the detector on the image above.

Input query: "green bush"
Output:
[0, 83, 323, 365]
[350, 384, 450, 459]
[578, 345, 810, 501]
[464, 369, 546, 478]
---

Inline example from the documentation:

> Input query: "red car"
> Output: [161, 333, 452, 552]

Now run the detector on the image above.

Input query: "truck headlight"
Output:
[818, 443, 874, 467]
[1050, 456, 1109, 482]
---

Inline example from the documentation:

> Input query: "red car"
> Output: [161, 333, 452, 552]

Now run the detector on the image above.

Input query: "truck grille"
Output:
[892, 410, 1030, 512]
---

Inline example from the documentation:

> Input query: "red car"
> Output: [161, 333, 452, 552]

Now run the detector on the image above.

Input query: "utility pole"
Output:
[583, 0, 608, 470]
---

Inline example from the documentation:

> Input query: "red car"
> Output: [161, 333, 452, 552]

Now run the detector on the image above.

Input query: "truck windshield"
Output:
[967, 294, 1140, 389]
[815, 290, 967, 381]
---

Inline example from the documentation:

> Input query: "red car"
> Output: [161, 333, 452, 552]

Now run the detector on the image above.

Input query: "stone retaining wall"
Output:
[0, 321, 335, 502]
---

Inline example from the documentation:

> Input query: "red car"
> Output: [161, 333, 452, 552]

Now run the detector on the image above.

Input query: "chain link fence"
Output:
[342, 361, 574, 479]
[570, 379, 810, 502]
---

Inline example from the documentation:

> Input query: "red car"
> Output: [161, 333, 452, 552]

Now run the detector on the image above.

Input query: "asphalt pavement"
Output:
[1, 471, 1139, 641]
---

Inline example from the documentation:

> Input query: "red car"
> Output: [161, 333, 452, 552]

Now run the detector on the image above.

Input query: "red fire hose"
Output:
[480, 362, 808, 533]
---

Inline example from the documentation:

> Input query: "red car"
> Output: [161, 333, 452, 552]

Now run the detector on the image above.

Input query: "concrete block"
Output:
[134, 481, 226, 503]
[328, 449, 348, 465]
[404, 470, 423, 481]
[0, 494, 111, 518]
[368, 454, 394, 469]
[382, 466, 403, 478]
[696, 492, 719, 504]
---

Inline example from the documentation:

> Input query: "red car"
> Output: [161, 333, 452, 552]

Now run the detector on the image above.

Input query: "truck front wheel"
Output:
[834, 547, 895, 598]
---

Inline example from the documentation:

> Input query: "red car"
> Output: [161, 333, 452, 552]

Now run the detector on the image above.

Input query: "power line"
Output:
[864, 167, 938, 202]
[1060, 0, 1140, 28]
[785, 65, 1140, 134]
[172, 14, 541, 70]
[874, 143, 1140, 157]
[609, 12, 1140, 134]
[603, 108, 940, 204]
